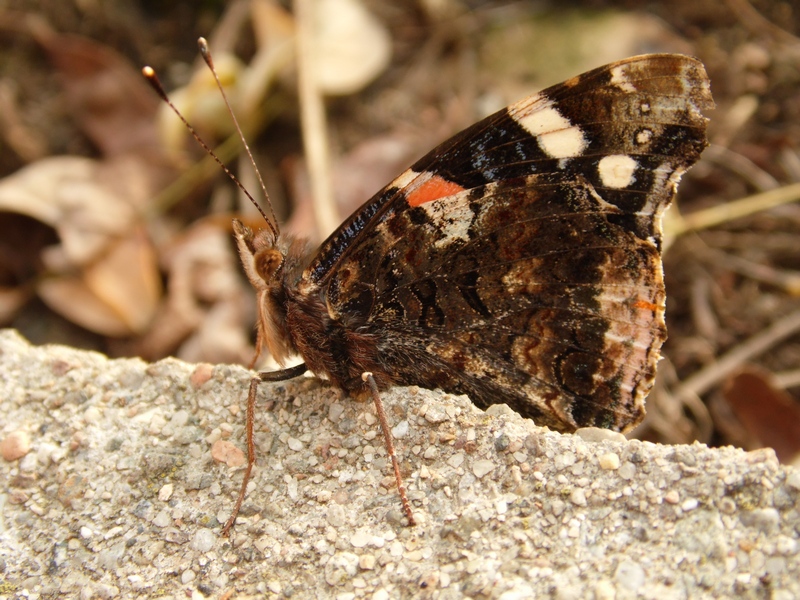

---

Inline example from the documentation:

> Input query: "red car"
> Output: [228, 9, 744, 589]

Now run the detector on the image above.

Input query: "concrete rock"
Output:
[1, 329, 799, 599]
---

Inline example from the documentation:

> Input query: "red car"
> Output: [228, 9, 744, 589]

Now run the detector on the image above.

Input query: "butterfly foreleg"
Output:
[222, 363, 308, 536]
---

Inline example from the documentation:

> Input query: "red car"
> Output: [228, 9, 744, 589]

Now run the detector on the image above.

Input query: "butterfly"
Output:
[149, 50, 713, 532]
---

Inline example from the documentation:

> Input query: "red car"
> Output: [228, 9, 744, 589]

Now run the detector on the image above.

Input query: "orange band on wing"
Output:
[406, 175, 466, 207]
[633, 299, 660, 312]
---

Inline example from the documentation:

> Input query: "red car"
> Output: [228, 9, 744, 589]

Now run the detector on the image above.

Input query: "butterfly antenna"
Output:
[142, 63, 279, 240]
[197, 37, 281, 237]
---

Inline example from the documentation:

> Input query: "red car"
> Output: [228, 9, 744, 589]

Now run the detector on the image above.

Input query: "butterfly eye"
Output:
[253, 248, 284, 282]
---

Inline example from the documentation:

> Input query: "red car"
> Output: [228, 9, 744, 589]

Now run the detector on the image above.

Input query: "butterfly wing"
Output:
[302, 54, 713, 433]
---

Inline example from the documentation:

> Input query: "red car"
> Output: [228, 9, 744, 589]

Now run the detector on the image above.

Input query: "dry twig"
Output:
[672, 307, 800, 405]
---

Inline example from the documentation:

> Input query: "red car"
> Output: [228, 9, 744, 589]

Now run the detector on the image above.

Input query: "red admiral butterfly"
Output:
[148, 50, 713, 533]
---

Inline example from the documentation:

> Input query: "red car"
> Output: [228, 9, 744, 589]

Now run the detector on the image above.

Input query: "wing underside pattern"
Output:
[304, 54, 713, 432]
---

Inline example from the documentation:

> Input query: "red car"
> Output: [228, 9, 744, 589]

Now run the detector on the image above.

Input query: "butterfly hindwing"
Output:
[301, 54, 712, 432]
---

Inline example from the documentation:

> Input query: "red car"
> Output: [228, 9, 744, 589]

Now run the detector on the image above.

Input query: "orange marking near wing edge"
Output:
[406, 175, 466, 207]
[633, 299, 661, 312]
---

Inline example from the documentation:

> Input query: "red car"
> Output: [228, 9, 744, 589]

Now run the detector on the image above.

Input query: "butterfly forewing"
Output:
[299, 54, 712, 433]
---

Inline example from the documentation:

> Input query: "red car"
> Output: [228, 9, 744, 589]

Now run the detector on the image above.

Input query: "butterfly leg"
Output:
[361, 372, 416, 526]
[222, 363, 308, 537]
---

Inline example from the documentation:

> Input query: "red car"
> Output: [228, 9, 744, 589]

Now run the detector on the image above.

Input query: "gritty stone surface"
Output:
[1, 329, 800, 599]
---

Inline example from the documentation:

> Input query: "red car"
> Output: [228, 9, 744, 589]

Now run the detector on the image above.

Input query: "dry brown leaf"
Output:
[177, 297, 254, 365]
[0, 287, 31, 323]
[0, 80, 49, 162]
[83, 227, 160, 333]
[33, 27, 161, 158]
[722, 367, 800, 464]
[119, 218, 253, 364]
[0, 212, 58, 323]
[35, 276, 129, 338]
[0, 157, 141, 263]
[157, 0, 295, 160]
[244, 0, 296, 115]
[37, 227, 160, 336]
[0, 24, 178, 340]
[252, 0, 296, 46]
[312, 0, 391, 95]
[0, 156, 161, 335]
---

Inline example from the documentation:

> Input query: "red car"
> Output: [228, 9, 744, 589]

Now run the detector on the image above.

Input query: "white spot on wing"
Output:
[610, 65, 637, 93]
[511, 95, 588, 160]
[538, 126, 588, 160]
[420, 187, 477, 248]
[636, 128, 653, 145]
[598, 155, 638, 189]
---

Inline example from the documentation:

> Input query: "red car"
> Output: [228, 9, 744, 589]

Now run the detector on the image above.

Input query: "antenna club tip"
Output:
[198, 37, 213, 64]
[142, 66, 155, 78]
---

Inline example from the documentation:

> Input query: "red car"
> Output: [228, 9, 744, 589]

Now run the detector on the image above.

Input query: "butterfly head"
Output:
[232, 219, 285, 290]
[233, 218, 302, 366]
